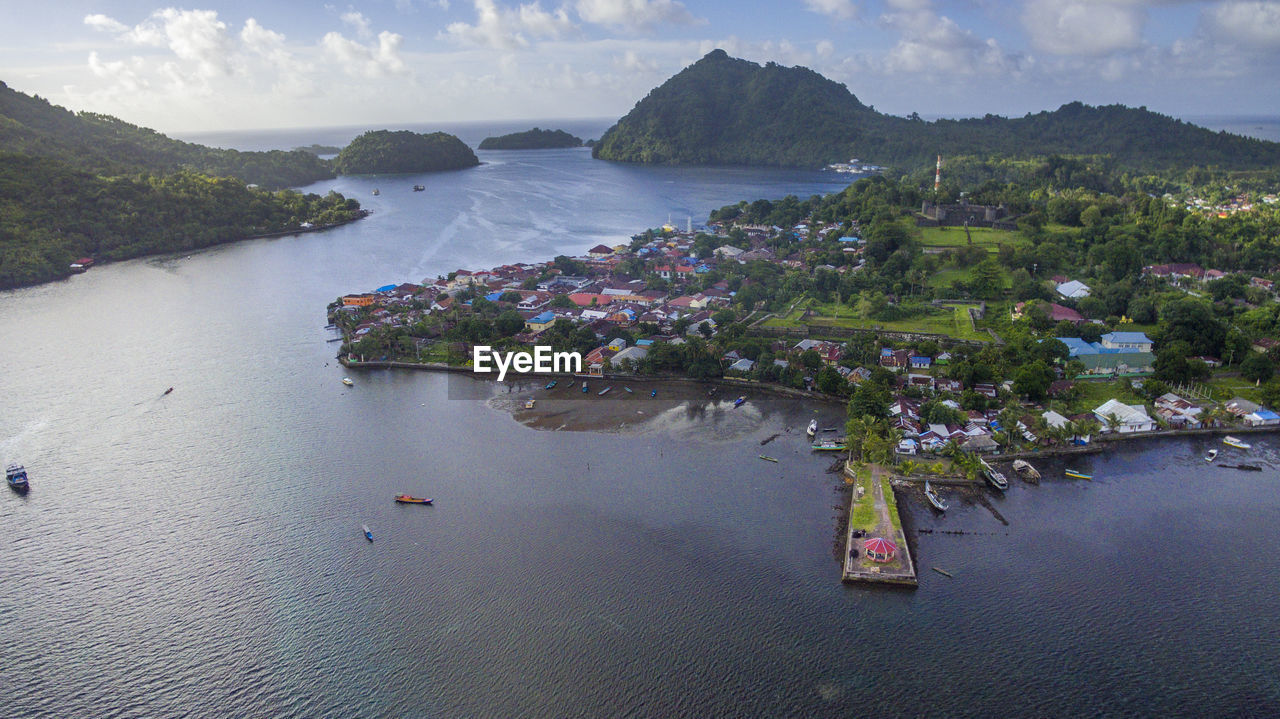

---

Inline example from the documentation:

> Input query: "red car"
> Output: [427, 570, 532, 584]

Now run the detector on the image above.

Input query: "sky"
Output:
[1, 0, 1278, 133]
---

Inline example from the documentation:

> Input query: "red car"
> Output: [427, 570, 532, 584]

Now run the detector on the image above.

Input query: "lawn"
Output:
[1061, 379, 1146, 416]
[848, 471, 878, 531]
[1208, 375, 1263, 403]
[918, 226, 1024, 250]
[806, 299, 991, 342]
[926, 266, 1013, 291]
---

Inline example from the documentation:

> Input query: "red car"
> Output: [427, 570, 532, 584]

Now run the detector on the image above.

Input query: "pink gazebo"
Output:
[863, 536, 897, 563]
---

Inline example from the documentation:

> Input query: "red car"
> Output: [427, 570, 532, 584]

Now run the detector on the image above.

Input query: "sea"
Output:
[2, 120, 1279, 717]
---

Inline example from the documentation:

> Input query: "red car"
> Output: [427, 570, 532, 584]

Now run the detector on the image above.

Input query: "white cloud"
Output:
[1203, 1, 1280, 48]
[321, 30, 408, 77]
[616, 49, 658, 72]
[444, 0, 576, 49]
[341, 11, 374, 39]
[802, 0, 858, 21]
[84, 14, 129, 34]
[1022, 0, 1144, 56]
[575, 0, 700, 29]
[816, 39, 834, 58]
[879, 2, 1026, 75]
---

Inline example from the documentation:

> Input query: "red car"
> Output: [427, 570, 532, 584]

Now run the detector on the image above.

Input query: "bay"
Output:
[2, 136, 1278, 717]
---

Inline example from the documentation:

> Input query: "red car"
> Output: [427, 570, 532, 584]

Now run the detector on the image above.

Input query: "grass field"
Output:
[764, 297, 990, 341]
[917, 226, 1024, 250]
[848, 471, 878, 531]
[1061, 379, 1146, 416]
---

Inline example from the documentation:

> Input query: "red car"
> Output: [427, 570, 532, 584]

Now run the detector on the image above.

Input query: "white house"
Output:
[1093, 399, 1156, 433]
[1056, 280, 1091, 299]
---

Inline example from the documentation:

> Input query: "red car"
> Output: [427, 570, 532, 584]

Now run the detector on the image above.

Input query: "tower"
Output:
[934, 155, 942, 196]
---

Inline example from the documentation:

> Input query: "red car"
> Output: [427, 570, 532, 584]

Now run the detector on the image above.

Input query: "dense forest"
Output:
[478, 128, 584, 150]
[333, 130, 479, 174]
[0, 81, 367, 290]
[0, 82, 335, 189]
[593, 50, 1280, 173]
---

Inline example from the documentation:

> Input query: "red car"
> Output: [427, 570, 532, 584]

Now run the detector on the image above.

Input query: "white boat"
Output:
[806, 419, 818, 437]
[1205, 448, 1218, 462]
[342, 378, 354, 386]
[1223, 436, 1251, 450]
[1012, 459, 1040, 483]
[924, 481, 948, 511]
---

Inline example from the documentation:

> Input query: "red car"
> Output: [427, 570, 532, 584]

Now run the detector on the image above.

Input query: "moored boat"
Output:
[1205, 449, 1219, 463]
[924, 481, 948, 511]
[1223, 436, 1251, 450]
[811, 438, 848, 451]
[759, 455, 778, 463]
[807, 419, 818, 437]
[412, 185, 425, 192]
[362, 524, 373, 541]
[372, 188, 380, 196]
[582, 384, 588, 393]
[650, 390, 657, 397]
[544, 380, 557, 390]
[342, 377, 354, 386]
[624, 387, 633, 393]
[733, 396, 746, 407]
[598, 387, 611, 396]
[525, 398, 536, 409]
[1012, 459, 1041, 482]
[394, 495, 432, 504]
[1064, 469, 1092, 480]
[6, 464, 29, 492]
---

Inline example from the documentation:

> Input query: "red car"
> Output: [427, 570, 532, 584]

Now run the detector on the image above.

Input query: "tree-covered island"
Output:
[478, 128, 584, 150]
[331, 158, 1280, 465]
[333, 130, 479, 174]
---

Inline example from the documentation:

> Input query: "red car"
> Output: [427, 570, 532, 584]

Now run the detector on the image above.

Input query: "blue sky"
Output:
[1, 1, 1277, 132]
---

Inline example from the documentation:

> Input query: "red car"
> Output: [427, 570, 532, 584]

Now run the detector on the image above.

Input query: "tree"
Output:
[800, 349, 822, 369]
[550, 293, 574, 308]
[494, 310, 525, 336]
[817, 366, 846, 395]
[1159, 298, 1226, 356]
[849, 382, 890, 419]
[1012, 359, 1055, 401]
[970, 258, 1005, 299]
[1241, 352, 1274, 384]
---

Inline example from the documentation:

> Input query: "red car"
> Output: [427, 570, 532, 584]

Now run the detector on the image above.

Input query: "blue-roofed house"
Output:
[838, 236, 861, 243]
[525, 311, 556, 333]
[1056, 335, 1154, 375]
[1245, 408, 1280, 426]
[375, 284, 397, 293]
[909, 355, 932, 370]
[484, 291, 504, 302]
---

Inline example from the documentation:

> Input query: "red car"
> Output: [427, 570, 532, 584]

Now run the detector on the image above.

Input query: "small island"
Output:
[478, 128, 584, 150]
[293, 143, 342, 155]
[333, 130, 479, 175]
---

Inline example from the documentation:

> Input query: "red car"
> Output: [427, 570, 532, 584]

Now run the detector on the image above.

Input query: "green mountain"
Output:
[0, 81, 364, 290]
[593, 50, 1280, 171]
[333, 130, 479, 174]
[0, 82, 334, 188]
[478, 128, 583, 150]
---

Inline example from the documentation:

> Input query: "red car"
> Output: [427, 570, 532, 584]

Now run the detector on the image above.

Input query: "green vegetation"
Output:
[333, 130, 479, 175]
[594, 50, 1280, 174]
[0, 81, 334, 189]
[917, 226, 1022, 250]
[762, 297, 989, 342]
[0, 82, 367, 289]
[847, 471, 877, 531]
[293, 144, 342, 155]
[478, 128, 583, 150]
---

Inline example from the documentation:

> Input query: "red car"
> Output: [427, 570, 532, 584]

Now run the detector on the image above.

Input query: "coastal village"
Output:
[330, 194, 1280, 585]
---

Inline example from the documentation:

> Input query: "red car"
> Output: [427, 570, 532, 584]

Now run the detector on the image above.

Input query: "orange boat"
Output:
[394, 495, 432, 504]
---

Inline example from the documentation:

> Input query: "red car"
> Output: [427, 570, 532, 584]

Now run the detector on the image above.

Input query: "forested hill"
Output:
[478, 128, 584, 150]
[333, 130, 479, 174]
[0, 82, 333, 188]
[592, 50, 1280, 172]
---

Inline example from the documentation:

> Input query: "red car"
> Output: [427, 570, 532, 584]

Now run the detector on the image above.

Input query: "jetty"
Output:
[842, 463, 917, 587]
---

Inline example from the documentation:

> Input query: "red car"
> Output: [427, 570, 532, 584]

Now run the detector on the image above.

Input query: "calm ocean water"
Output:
[2, 131, 1279, 717]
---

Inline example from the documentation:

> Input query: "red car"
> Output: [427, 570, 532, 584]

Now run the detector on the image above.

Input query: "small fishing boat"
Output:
[811, 438, 848, 451]
[624, 387, 633, 394]
[163, 387, 174, 395]
[524, 398, 536, 409]
[598, 387, 611, 396]
[342, 378, 354, 386]
[650, 390, 657, 397]
[759, 455, 778, 463]
[707, 387, 717, 397]
[932, 567, 954, 578]
[1223, 436, 1251, 450]
[394, 495, 432, 504]
[807, 419, 818, 437]
[372, 189, 380, 196]
[1064, 469, 1092, 480]
[362, 524, 373, 541]
[1205, 449, 1219, 463]
[924, 481, 948, 511]
[1234, 463, 1263, 471]
[6, 464, 29, 492]
[412, 185, 425, 192]
[983, 467, 1009, 490]
[582, 384, 588, 393]
[544, 380, 557, 390]
[1012, 459, 1041, 482]
[733, 396, 746, 407]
